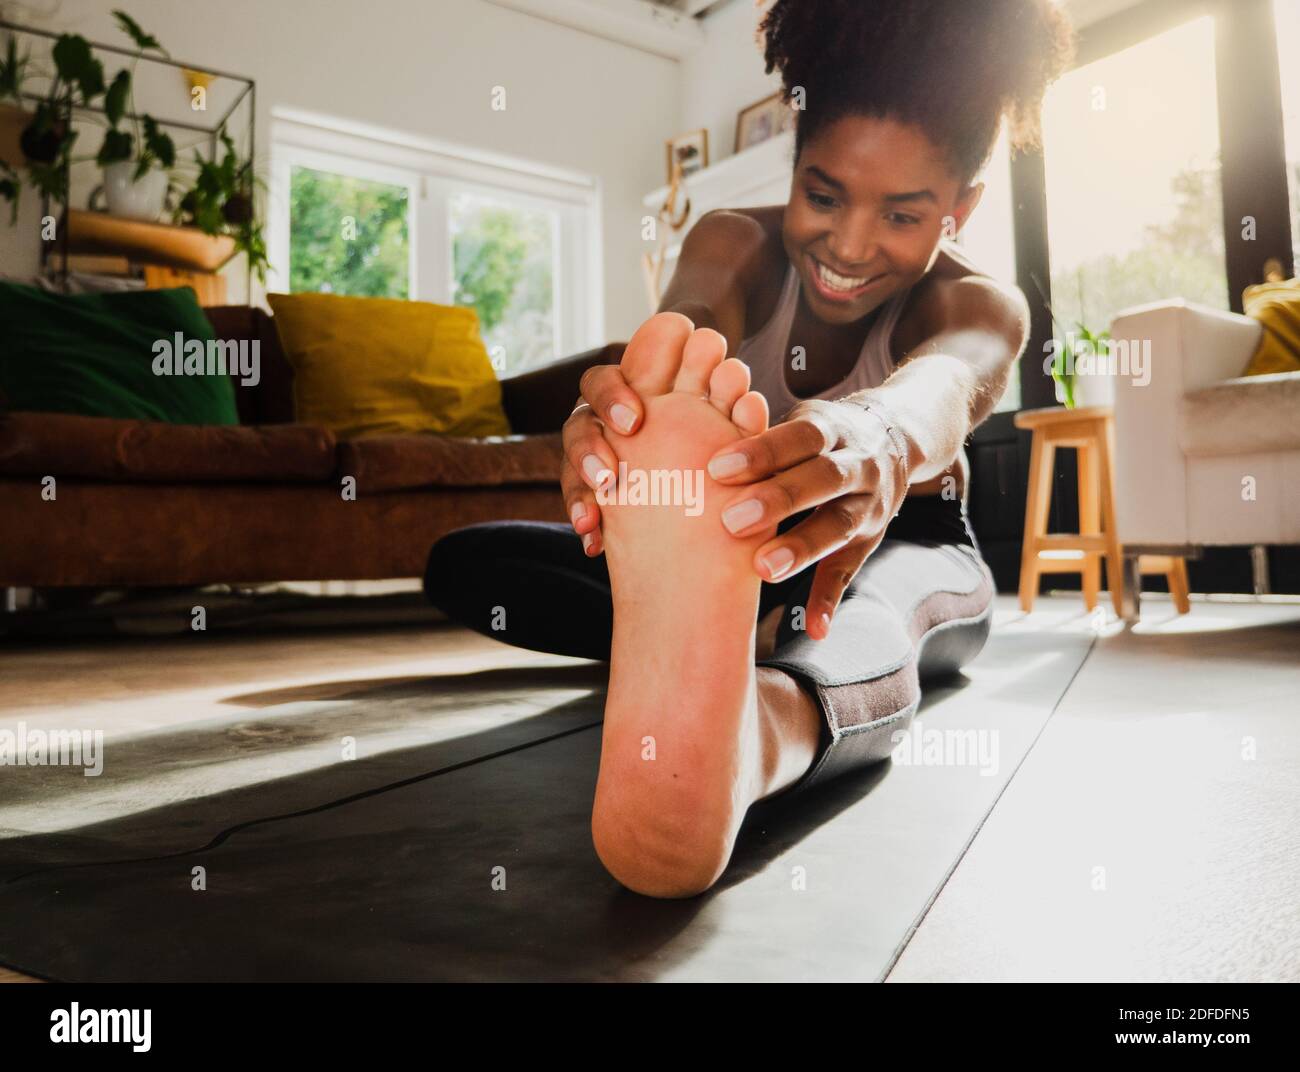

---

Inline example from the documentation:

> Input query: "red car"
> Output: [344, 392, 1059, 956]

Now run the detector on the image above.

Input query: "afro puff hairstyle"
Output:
[758, 0, 1076, 185]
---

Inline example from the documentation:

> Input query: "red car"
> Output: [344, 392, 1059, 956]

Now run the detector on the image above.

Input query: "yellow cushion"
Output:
[267, 292, 510, 439]
[1242, 277, 1300, 376]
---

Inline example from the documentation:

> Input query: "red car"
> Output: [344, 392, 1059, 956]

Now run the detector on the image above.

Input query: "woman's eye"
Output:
[888, 213, 921, 226]
[806, 190, 836, 209]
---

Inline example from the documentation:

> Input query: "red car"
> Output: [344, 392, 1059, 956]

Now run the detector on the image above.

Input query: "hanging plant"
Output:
[2, 14, 263, 275]
[174, 125, 268, 280]
[93, 12, 175, 178]
[0, 34, 33, 220]
[0, 11, 175, 211]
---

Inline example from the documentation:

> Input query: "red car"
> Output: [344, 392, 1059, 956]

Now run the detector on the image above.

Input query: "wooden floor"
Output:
[2, 593, 1297, 982]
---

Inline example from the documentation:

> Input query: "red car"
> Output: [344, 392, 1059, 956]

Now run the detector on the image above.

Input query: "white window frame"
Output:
[268, 107, 605, 363]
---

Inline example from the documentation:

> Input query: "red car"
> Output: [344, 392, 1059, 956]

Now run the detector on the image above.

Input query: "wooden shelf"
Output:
[63, 209, 237, 273]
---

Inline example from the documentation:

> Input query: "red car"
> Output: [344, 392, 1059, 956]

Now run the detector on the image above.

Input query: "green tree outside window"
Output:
[289, 166, 410, 298]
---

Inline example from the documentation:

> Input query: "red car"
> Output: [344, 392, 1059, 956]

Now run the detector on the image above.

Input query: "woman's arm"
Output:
[845, 275, 1030, 483]
[559, 210, 767, 552]
[655, 209, 768, 353]
[704, 274, 1030, 638]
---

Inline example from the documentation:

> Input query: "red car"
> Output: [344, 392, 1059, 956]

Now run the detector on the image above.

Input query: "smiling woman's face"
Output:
[783, 114, 982, 326]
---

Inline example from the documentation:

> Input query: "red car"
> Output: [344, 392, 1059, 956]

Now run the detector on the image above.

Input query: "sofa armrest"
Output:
[498, 342, 626, 435]
[1110, 298, 1262, 393]
[1109, 299, 1263, 545]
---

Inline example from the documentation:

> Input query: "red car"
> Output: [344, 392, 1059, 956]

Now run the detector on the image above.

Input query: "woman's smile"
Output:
[805, 253, 890, 308]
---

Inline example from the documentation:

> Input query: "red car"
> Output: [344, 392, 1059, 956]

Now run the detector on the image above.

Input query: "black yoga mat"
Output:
[0, 629, 1091, 981]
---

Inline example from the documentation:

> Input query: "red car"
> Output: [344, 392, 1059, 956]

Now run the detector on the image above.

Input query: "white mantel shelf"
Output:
[643, 129, 795, 260]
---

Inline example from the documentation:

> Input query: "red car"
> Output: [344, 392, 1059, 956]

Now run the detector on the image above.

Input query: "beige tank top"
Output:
[738, 260, 914, 417]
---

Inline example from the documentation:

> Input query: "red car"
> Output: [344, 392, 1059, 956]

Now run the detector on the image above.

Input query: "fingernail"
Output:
[707, 452, 747, 479]
[761, 547, 794, 580]
[609, 403, 637, 434]
[819, 612, 832, 633]
[581, 532, 596, 554]
[582, 454, 609, 489]
[570, 502, 586, 528]
[722, 498, 764, 534]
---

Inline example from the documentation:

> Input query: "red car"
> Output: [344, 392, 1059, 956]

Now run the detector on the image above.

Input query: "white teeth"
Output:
[816, 260, 872, 292]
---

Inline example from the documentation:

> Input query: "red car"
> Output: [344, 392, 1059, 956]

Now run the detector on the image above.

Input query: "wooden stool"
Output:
[1014, 405, 1190, 616]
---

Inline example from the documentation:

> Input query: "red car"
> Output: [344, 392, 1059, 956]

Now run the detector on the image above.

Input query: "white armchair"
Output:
[1110, 298, 1300, 613]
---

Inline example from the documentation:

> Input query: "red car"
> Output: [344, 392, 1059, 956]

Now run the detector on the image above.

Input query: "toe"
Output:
[707, 358, 751, 416]
[732, 391, 769, 437]
[673, 328, 727, 395]
[621, 312, 694, 396]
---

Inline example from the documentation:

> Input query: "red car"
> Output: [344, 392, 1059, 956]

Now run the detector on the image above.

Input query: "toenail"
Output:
[761, 547, 794, 580]
[722, 498, 764, 534]
[707, 452, 747, 479]
[609, 403, 637, 433]
[582, 454, 608, 488]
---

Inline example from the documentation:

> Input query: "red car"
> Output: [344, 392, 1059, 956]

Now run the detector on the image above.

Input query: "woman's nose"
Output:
[826, 216, 879, 271]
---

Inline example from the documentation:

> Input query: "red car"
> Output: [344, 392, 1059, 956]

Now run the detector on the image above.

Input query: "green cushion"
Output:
[0, 282, 239, 425]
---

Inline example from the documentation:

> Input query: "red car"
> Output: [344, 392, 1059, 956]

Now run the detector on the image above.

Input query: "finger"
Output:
[562, 406, 620, 493]
[619, 310, 694, 396]
[561, 461, 602, 536]
[719, 449, 868, 537]
[750, 493, 875, 582]
[804, 539, 881, 640]
[578, 363, 641, 435]
[705, 405, 839, 483]
[674, 327, 727, 395]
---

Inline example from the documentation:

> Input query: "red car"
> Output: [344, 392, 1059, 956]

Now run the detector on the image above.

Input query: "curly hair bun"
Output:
[758, 0, 1076, 182]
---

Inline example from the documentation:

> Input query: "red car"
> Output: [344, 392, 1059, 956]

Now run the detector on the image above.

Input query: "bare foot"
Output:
[589, 321, 779, 898]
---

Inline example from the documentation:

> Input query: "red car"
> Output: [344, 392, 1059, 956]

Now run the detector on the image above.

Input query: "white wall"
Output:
[677, 0, 779, 171]
[0, 0, 681, 342]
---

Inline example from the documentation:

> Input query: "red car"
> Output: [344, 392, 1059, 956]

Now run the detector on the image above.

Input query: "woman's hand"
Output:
[704, 397, 910, 640]
[560, 312, 697, 556]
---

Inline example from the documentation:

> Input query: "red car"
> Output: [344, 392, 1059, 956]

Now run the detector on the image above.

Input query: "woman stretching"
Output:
[427, 0, 1075, 897]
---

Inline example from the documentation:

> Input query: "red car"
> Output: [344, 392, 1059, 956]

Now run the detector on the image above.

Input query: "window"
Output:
[289, 166, 411, 298]
[449, 192, 558, 373]
[1275, 0, 1300, 266]
[269, 111, 602, 374]
[956, 124, 1020, 411]
[1041, 16, 1227, 338]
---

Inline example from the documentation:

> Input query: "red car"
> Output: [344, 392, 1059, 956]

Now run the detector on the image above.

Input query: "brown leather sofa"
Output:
[0, 305, 625, 588]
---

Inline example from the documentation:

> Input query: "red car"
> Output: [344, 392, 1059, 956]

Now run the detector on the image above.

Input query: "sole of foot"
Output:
[589, 313, 777, 899]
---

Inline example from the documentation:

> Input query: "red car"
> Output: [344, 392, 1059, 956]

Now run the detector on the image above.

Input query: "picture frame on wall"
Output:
[665, 128, 709, 183]
[734, 90, 795, 153]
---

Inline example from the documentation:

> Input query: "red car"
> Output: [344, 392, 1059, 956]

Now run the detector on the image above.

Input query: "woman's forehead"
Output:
[800, 115, 958, 188]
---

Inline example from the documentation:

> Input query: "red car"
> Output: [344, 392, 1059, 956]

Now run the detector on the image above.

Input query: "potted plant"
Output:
[1033, 277, 1114, 410]
[0, 34, 33, 220]
[0, 33, 33, 159]
[1047, 320, 1113, 409]
[90, 13, 175, 221]
[0, 13, 176, 220]
[0, 28, 97, 210]
[174, 125, 268, 280]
